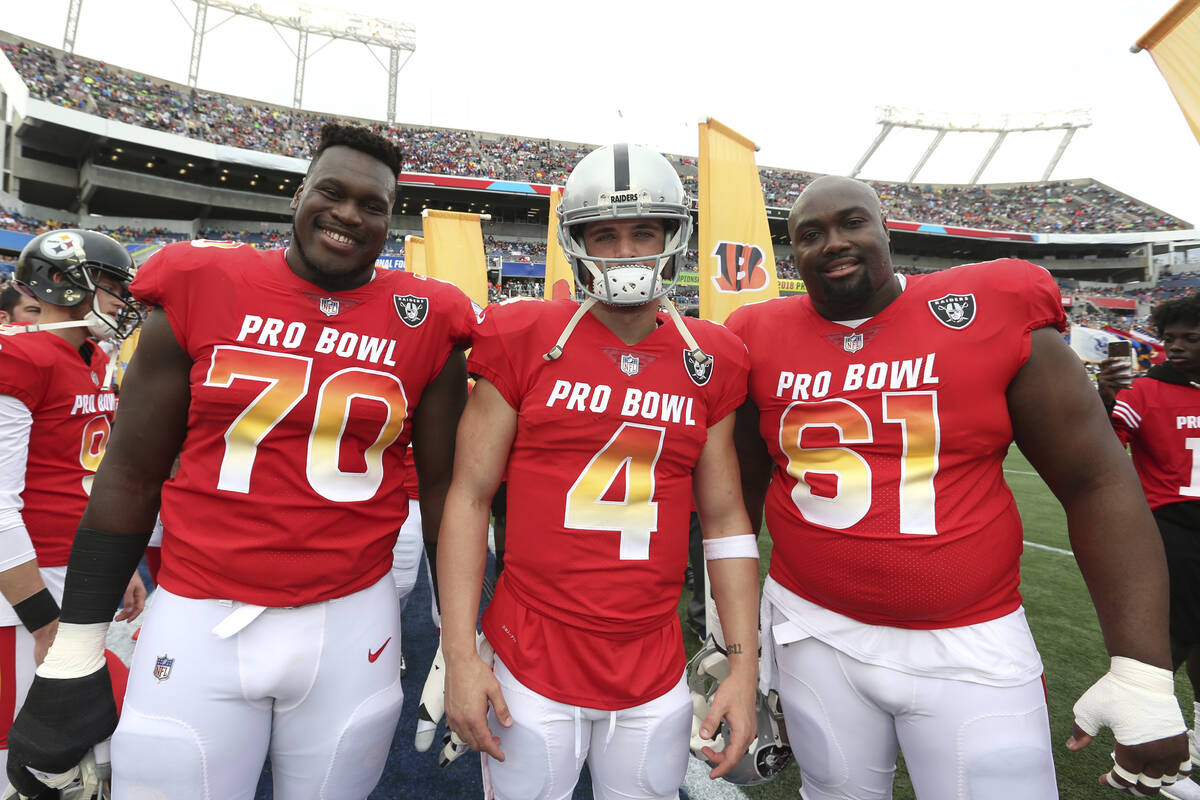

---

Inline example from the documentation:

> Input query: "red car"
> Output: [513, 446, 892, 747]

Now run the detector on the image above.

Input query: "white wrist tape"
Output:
[1073, 656, 1186, 745]
[35, 621, 109, 680]
[703, 534, 758, 561]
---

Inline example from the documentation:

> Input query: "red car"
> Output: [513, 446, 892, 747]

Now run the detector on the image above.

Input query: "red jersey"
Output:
[1111, 367, 1200, 510]
[131, 241, 475, 606]
[470, 300, 748, 708]
[726, 260, 1067, 629]
[0, 332, 115, 566]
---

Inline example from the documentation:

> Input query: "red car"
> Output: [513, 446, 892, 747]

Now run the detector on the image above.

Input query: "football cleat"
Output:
[686, 642, 792, 786]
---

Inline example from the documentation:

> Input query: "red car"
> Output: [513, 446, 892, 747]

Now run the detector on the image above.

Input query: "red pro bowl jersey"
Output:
[470, 299, 748, 709]
[131, 240, 476, 606]
[0, 333, 115, 566]
[726, 259, 1067, 629]
[1112, 374, 1200, 510]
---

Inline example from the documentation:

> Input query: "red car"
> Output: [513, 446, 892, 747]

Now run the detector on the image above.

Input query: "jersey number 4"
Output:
[205, 346, 408, 501]
[564, 422, 666, 560]
[779, 392, 939, 534]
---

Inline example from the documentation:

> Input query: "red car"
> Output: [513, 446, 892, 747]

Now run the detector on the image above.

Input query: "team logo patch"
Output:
[153, 654, 174, 682]
[684, 349, 713, 386]
[319, 297, 340, 317]
[40, 231, 84, 260]
[620, 353, 640, 376]
[710, 241, 771, 294]
[394, 294, 428, 327]
[843, 332, 864, 353]
[928, 293, 976, 329]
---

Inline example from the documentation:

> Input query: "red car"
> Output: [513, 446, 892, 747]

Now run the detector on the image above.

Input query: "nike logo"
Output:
[368, 637, 392, 663]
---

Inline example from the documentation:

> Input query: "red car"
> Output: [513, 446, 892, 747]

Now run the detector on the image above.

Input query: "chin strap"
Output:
[543, 297, 598, 361]
[662, 296, 709, 365]
[0, 319, 94, 335]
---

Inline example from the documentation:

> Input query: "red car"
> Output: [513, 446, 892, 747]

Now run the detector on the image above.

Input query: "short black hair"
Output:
[0, 284, 22, 315]
[1151, 292, 1200, 337]
[310, 123, 404, 180]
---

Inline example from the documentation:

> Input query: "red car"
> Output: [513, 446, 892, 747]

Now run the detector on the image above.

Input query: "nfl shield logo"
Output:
[843, 332, 864, 353]
[928, 293, 977, 329]
[319, 297, 339, 317]
[683, 349, 713, 386]
[394, 294, 429, 328]
[620, 354, 640, 376]
[153, 654, 174, 682]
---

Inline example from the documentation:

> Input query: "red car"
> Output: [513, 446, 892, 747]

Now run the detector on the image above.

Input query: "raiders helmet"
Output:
[687, 642, 792, 786]
[557, 143, 692, 306]
[16, 229, 141, 339]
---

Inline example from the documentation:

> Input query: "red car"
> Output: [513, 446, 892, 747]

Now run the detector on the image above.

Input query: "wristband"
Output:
[60, 528, 151, 625]
[1073, 656, 1186, 745]
[13, 588, 59, 633]
[35, 621, 109, 679]
[703, 534, 759, 561]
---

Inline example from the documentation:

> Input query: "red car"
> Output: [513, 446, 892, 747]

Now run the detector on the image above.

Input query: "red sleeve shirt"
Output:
[1112, 374, 1200, 510]
[470, 299, 748, 708]
[131, 240, 475, 605]
[0, 333, 116, 565]
[727, 259, 1067, 629]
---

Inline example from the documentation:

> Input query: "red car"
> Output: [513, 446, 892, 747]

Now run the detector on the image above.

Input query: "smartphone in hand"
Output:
[1107, 340, 1134, 387]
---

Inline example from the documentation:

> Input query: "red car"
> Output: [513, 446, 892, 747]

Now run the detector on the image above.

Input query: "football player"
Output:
[0, 285, 41, 325]
[727, 175, 1190, 800]
[1098, 293, 1200, 800]
[0, 229, 146, 781]
[5, 123, 477, 799]
[438, 143, 761, 799]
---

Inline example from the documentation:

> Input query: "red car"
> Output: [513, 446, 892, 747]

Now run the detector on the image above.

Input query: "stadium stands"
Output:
[1, 33, 1188, 235]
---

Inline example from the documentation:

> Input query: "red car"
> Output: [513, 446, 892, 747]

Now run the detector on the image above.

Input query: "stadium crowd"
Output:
[1, 35, 1189, 235]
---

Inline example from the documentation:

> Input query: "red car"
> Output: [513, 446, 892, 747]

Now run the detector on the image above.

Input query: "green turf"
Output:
[680, 446, 1196, 799]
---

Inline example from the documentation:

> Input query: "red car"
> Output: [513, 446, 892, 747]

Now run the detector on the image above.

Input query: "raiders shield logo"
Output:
[319, 297, 340, 317]
[928, 293, 976, 329]
[620, 354, 640, 376]
[683, 349, 713, 386]
[394, 294, 429, 327]
[843, 332, 864, 353]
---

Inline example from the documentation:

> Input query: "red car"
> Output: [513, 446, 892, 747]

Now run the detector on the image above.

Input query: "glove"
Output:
[7, 668, 117, 799]
[414, 633, 494, 767]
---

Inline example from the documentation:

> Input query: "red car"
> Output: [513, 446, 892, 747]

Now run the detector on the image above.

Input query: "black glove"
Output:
[7, 667, 117, 799]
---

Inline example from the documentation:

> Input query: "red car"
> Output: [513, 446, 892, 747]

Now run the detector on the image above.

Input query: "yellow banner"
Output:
[1136, 0, 1200, 143]
[697, 118, 779, 323]
[544, 187, 576, 301]
[404, 235, 426, 276]
[421, 210, 488, 307]
[678, 270, 804, 293]
[112, 326, 141, 391]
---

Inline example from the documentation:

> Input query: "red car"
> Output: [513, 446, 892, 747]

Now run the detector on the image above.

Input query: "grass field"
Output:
[679, 446, 1197, 800]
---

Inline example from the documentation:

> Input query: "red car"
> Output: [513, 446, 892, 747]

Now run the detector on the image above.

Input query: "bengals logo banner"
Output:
[544, 187, 576, 301]
[422, 210, 488, 307]
[698, 118, 778, 323]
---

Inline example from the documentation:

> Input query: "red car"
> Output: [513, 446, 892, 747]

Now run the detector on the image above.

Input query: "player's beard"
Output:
[818, 267, 876, 311]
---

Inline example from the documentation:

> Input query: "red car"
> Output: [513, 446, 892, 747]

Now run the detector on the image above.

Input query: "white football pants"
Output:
[111, 574, 404, 800]
[773, 635, 1057, 800]
[484, 656, 692, 800]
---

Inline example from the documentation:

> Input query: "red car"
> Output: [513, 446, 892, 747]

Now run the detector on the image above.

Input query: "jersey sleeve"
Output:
[468, 303, 524, 409]
[1016, 260, 1068, 335]
[129, 242, 202, 353]
[0, 338, 48, 410]
[699, 325, 749, 425]
[1110, 380, 1143, 446]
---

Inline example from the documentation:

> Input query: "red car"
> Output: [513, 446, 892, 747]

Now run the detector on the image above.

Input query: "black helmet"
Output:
[16, 229, 141, 338]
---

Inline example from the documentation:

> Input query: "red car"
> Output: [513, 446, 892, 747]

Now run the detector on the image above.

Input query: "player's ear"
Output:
[291, 183, 304, 211]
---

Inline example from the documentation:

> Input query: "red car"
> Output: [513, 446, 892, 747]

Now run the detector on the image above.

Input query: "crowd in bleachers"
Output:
[1, 34, 1188, 235]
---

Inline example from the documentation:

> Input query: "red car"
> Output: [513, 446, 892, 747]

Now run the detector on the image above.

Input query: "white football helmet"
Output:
[687, 642, 792, 786]
[557, 143, 692, 306]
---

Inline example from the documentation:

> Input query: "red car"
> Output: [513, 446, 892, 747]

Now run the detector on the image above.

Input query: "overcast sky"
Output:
[5, 0, 1200, 228]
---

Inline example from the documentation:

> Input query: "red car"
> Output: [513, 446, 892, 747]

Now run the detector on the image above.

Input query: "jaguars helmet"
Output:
[557, 144, 691, 306]
[687, 642, 792, 786]
[16, 230, 141, 340]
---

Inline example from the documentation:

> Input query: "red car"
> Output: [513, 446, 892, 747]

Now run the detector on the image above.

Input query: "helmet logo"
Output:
[599, 189, 648, 205]
[394, 294, 429, 327]
[711, 241, 770, 293]
[41, 231, 85, 261]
